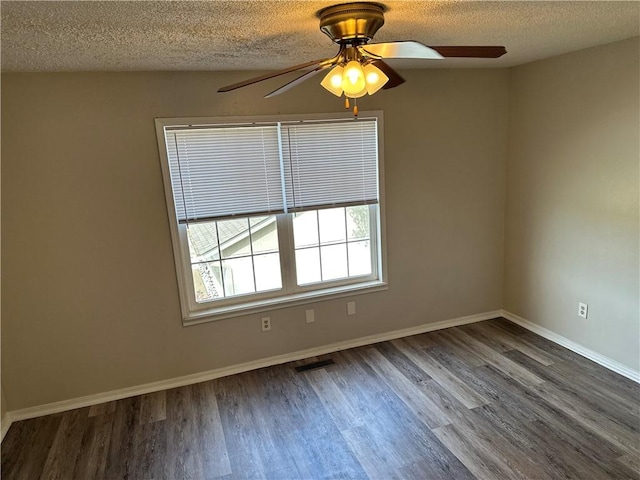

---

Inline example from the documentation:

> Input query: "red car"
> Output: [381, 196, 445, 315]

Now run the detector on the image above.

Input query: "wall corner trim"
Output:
[2, 310, 502, 432]
[1, 413, 12, 443]
[501, 310, 640, 383]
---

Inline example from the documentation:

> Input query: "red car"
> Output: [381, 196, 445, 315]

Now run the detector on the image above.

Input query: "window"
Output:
[155, 112, 386, 323]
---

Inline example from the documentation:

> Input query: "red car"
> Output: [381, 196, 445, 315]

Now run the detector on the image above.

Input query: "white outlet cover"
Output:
[347, 301, 356, 316]
[578, 303, 588, 319]
[261, 316, 271, 331]
[305, 309, 315, 323]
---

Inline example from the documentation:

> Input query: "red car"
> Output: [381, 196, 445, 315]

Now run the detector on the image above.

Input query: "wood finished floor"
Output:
[2, 318, 639, 480]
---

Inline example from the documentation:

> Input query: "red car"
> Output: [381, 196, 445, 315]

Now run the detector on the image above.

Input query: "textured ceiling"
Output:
[1, 1, 638, 72]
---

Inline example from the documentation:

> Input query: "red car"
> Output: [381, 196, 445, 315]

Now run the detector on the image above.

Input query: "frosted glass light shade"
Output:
[341, 61, 366, 96]
[320, 65, 344, 97]
[363, 63, 389, 95]
[346, 85, 367, 99]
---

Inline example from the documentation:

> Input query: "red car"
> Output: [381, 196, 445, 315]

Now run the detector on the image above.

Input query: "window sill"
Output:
[183, 281, 388, 326]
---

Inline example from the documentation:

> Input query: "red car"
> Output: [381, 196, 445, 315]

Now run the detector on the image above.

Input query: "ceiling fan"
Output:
[218, 2, 506, 110]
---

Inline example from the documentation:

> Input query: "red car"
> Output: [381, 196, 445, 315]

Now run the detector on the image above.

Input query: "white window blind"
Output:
[164, 118, 379, 222]
[281, 119, 379, 212]
[165, 125, 284, 223]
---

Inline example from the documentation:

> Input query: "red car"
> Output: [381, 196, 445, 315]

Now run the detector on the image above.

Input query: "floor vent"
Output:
[294, 359, 335, 373]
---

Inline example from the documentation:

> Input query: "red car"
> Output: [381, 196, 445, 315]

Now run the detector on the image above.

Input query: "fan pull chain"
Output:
[343, 96, 358, 118]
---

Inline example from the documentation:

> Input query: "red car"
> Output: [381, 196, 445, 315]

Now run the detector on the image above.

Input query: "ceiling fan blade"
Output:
[369, 59, 405, 90]
[360, 41, 443, 60]
[217, 58, 331, 93]
[430, 46, 507, 58]
[264, 65, 330, 98]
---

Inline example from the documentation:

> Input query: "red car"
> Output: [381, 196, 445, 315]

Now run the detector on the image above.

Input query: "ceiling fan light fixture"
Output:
[363, 63, 389, 95]
[321, 65, 345, 96]
[341, 60, 366, 96]
[347, 84, 368, 99]
[218, 2, 507, 99]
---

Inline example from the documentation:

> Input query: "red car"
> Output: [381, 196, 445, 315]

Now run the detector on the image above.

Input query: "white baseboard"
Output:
[4, 310, 502, 427]
[1, 413, 11, 442]
[501, 310, 640, 384]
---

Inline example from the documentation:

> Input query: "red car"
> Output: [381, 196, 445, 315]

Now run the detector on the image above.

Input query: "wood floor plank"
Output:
[428, 330, 488, 367]
[529, 380, 640, 455]
[616, 452, 640, 477]
[166, 384, 206, 479]
[240, 368, 315, 480]
[3, 318, 639, 480]
[465, 321, 555, 365]
[471, 404, 575, 480]
[398, 457, 476, 480]
[340, 425, 406, 479]
[305, 367, 366, 432]
[519, 330, 640, 398]
[88, 401, 116, 418]
[459, 322, 515, 353]
[372, 340, 433, 384]
[473, 363, 629, 462]
[356, 346, 455, 428]
[1, 414, 62, 480]
[473, 398, 638, 480]
[525, 419, 639, 480]
[391, 337, 490, 408]
[440, 329, 545, 387]
[432, 421, 517, 480]
[214, 374, 270, 480]
[402, 331, 439, 349]
[260, 363, 368, 479]
[504, 349, 640, 452]
[72, 412, 114, 480]
[39, 408, 90, 480]
[191, 380, 232, 479]
[334, 349, 473, 477]
[103, 396, 138, 479]
[546, 357, 640, 417]
[139, 390, 167, 425]
[131, 416, 167, 479]
[488, 317, 530, 336]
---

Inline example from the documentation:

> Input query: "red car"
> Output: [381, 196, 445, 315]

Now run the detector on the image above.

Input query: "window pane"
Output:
[254, 253, 282, 292]
[321, 244, 348, 281]
[251, 217, 279, 254]
[192, 262, 223, 302]
[346, 205, 370, 241]
[250, 216, 268, 227]
[187, 222, 220, 262]
[293, 211, 319, 248]
[218, 218, 252, 259]
[319, 208, 346, 245]
[348, 241, 372, 277]
[296, 247, 321, 285]
[221, 257, 255, 296]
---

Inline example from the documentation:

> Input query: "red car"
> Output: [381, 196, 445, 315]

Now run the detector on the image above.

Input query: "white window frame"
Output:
[155, 112, 388, 325]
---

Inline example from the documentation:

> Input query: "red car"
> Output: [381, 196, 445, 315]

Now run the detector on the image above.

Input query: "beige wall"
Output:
[504, 38, 640, 370]
[1, 387, 6, 421]
[1, 69, 508, 410]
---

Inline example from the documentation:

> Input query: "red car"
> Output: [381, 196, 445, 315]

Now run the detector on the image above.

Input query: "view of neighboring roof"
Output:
[187, 216, 275, 259]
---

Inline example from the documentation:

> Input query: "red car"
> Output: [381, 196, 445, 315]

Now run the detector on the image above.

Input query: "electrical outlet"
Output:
[261, 317, 271, 331]
[578, 302, 588, 319]
[347, 301, 356, 316]
[305, 309, 315, 323]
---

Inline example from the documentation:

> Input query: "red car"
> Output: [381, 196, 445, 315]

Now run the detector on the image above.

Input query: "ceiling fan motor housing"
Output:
[318, 2, 386, 43]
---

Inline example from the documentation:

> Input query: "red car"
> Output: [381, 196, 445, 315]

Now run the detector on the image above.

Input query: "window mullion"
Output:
[276, 214, 295, 294]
